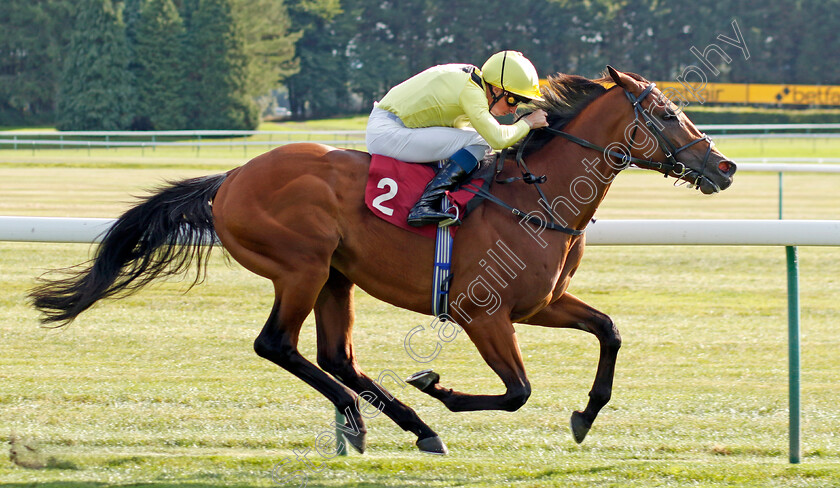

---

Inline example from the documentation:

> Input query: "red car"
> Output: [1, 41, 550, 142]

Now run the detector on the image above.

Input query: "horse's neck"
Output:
[528, 91, 630, 231]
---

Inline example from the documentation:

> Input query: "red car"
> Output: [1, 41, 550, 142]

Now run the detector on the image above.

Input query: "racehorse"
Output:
[29, 67, 735, 455]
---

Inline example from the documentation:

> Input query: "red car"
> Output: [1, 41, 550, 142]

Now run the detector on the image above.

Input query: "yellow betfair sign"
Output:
[654, 82, 840, 106]
[540, 78, 840, 106]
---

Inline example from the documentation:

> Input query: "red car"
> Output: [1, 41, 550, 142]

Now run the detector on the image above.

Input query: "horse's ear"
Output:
[607, 65, 633, 89]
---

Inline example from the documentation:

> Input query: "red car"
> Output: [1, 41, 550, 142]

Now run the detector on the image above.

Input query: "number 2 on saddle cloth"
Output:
[364, 154, 490, 239]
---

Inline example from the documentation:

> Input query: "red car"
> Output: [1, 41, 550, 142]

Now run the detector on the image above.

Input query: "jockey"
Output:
[366, 50, 549, 227]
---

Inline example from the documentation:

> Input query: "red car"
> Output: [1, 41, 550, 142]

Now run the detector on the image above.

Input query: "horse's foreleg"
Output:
[521, 292, 621, 443]
[409, 317, 532, 413]
[253, 276, 368, 454]
[314, 269, 445, 454]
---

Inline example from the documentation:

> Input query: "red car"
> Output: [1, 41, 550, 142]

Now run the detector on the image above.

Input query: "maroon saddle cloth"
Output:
[364, 154, 492, 238]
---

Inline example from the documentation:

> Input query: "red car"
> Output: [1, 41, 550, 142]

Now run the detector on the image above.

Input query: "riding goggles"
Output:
[505, 92, 530, 106]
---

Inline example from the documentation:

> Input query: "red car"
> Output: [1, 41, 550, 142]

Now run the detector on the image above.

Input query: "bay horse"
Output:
[29, 67, 735, 455]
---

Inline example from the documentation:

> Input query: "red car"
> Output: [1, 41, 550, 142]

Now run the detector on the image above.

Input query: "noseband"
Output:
[545, 82, 720, 192]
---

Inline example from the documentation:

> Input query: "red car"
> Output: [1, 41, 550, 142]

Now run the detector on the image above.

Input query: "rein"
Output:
[463, 128, 584, 236]
[463, 82, 718, 236]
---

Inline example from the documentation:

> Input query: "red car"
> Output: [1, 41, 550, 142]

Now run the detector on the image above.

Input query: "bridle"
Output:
[626, 83, 719, 192]
[545, 82, 720, 192]
[463, 82, 722, 236]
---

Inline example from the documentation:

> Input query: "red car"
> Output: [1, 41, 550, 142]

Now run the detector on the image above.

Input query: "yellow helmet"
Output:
[481, 51, 544, 102]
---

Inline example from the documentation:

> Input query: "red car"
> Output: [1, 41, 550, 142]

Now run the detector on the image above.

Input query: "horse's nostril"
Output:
[718, 161, 734, 174]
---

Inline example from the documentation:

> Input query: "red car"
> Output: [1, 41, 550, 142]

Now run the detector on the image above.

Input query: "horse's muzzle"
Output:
[718, 160, 736, 176]
[700, 159, 736, 194]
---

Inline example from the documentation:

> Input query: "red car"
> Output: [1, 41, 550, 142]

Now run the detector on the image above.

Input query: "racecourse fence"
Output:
[1, 217, 838, 246]
[2, 216, 839, 464]
[2, 124, 840, 152]
[0, 130, 368, 152]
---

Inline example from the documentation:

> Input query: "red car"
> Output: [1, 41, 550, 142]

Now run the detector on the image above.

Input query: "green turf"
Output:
[0, 136, 838, 486]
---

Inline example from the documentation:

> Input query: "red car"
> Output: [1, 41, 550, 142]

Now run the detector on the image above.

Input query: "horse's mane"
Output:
[512, 70, 648, 156]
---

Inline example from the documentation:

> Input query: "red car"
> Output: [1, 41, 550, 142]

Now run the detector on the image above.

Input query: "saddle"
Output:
[364, 154, 495, 238]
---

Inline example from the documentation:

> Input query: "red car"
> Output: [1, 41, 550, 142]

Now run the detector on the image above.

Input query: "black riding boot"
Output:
[407, 159, 470, 227]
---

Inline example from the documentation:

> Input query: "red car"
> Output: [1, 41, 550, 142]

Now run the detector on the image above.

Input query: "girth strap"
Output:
[431, 161, 455, 318]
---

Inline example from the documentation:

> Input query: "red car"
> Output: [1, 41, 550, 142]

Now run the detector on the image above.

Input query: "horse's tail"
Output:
[29, 173, 228, 327]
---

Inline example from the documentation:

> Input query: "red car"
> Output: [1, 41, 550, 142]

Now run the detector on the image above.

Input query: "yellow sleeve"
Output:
[459, 81, 530, 150]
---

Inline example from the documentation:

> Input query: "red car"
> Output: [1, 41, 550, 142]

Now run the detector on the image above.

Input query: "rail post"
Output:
[779, 173, 801, 463]
[786, 245, 801, 464]
[335, 408, 348, 456]
[778, 172, 784, 219]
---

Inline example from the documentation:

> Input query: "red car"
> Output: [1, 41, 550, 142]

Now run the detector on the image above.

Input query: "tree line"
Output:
[1, 0, 837, 129]
[1, 0, 296, 129]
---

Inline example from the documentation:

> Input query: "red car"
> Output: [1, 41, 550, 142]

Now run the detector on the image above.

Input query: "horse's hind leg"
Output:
[314, 268, 446, 454]
[521, 292, 621, 444]
[254, 274, 368, 453]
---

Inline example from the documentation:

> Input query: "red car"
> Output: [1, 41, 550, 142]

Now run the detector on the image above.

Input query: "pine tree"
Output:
[284, 0, 350, 118]
[123, 0, 143, 50]
[0, 0, 74, 124]
[182, 0, 257, 129]
[232, 0, 299, 101]
[134, 0, 186, 129]
[57, 0, 134, 130]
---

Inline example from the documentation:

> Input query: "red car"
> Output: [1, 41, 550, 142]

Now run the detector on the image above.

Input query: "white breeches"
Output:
[365, 106, 489, 163]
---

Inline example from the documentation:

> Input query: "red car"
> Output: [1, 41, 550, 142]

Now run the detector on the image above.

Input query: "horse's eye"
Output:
[662, 111, 676, 120]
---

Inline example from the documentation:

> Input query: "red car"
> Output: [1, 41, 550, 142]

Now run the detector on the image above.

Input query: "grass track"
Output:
[1, 136, 839, 486]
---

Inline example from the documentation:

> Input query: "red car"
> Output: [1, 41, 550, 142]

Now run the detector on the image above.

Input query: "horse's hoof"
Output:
[406, 369, 440, 391]
[416, 435, 448, 455]
[570, 410, 591, 444]
[342, 428, 367, 454]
